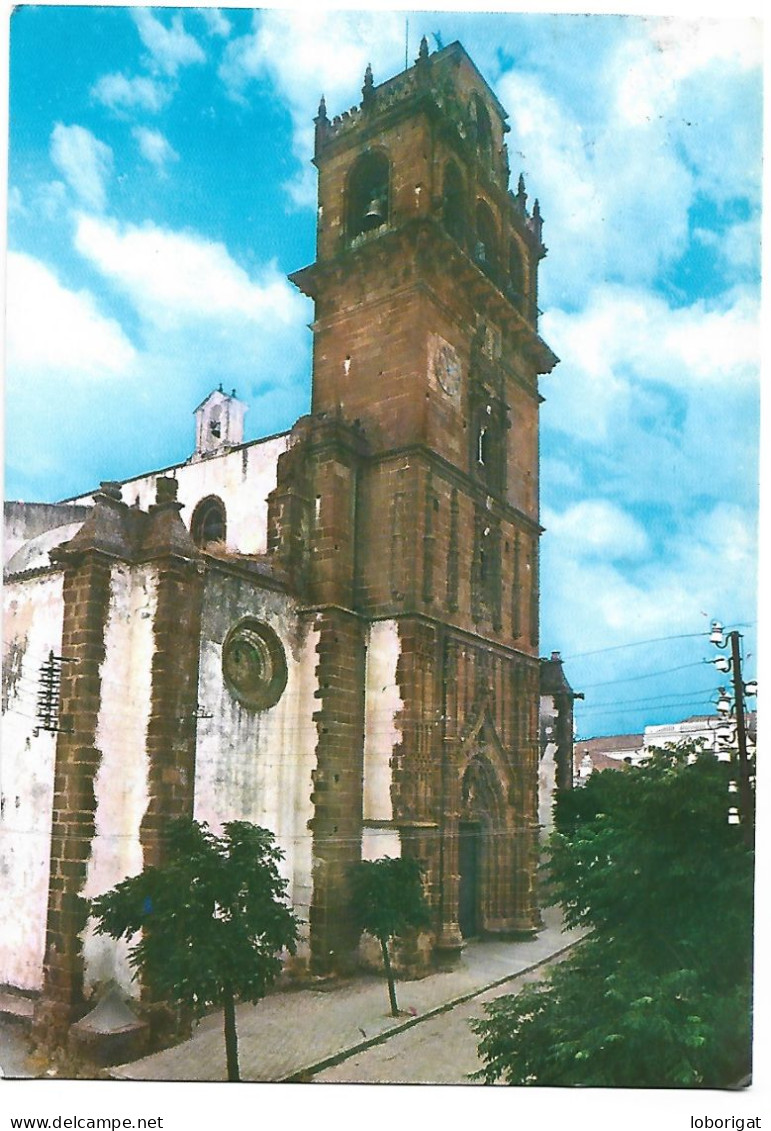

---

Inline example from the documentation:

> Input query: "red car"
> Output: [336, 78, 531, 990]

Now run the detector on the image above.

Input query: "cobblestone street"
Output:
[313, 958, 555, 1084]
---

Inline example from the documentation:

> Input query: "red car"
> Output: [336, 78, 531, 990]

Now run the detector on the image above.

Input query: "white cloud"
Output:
[608, 22, 762, 209]
[6, 252, 136, 381]
[67, 210, 311, 423]
[220, 8, 401, 100]
[198, 8, 231, 39]
[495, 18, 760, 308]
[659, 292, 760, 387]
[8, 186, 27, 217]
[541, 499, 757, 680]
[91, 72, 171, 114]
[50, 124, 113, 212]
[35, 180, 69, 220]
[132, 126, 179, 169]
[715, 219, 762, 275]
[543, 500, 650, 561]
[73, 213, 304, 332]
[5, 210, 312, 501]
[538, 282, 759, 552]
[541, 283, 759, 447]
[498, 69, 694, 306]
[614, 17, 762, 127]
[132, 8, 205, 76]
[219, 10, 408, 205]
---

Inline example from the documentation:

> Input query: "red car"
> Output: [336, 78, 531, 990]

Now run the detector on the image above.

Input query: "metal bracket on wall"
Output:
[33, 650, 77, 735]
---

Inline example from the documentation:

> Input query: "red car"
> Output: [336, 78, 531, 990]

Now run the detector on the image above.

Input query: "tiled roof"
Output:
[575, 734, 643, 756]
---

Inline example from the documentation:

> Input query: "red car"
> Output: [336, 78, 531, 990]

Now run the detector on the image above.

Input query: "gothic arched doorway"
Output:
[457, 749, 505, 938]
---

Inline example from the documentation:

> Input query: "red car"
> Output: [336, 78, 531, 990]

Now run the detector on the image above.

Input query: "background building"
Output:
[572, 713, 757, 783]
[539, 651, 581, 834]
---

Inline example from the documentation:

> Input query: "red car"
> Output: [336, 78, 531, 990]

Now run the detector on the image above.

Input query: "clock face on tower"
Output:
[430, 336, 462, 398]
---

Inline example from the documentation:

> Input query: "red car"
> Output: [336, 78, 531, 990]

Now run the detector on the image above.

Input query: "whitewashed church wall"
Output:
[539, 693, 558, 835]
[70, 435, 290, 557]
[80, 564, 157, 999]
[0, 571, 64, 990]
[538, 745, 558, 834]
[362, 620, 403, 828]
[361, 828, 402, 860]
[193, 573, 319, 951]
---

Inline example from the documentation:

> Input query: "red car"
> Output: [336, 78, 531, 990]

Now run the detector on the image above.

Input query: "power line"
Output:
[559, 622, 756, 662]
[578, 661, 707, 691]
[561, 630, 708, 661]
[577, 702, 714, 722]
[574, 696, 709, 714]
[578, 684, 717, 707]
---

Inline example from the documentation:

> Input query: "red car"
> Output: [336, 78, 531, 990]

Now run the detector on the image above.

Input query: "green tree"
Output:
[91, 819, 299, 1081]
[472, 743, 754, 1087]
[350, 856, 431, 1016]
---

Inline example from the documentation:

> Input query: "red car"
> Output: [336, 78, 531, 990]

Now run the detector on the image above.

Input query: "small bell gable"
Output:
[193, 385, 247, 459]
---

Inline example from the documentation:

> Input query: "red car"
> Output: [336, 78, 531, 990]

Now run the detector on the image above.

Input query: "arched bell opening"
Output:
[346, 150, 390, 240]
[469, 94, 493, 167]
[442, 159, 466, 247]
[508, 238, 529, 316]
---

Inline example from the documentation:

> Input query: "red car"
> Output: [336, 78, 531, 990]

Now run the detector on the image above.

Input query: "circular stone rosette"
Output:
[222, 619, 288, 710]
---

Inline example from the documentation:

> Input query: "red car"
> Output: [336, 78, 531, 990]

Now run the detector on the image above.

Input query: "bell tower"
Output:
[288, 39, 559, 966]
[291, 37, 556, 505]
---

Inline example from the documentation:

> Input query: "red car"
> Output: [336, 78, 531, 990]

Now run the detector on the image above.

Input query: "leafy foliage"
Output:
[91, 819, 299, 1079]
[473, 744, 754, 1087]
[350, 855, 431, 943]
[350, 856, 431, 1015]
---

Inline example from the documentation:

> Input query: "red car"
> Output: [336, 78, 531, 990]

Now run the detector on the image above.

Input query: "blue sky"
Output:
[3, 5, 762, 739]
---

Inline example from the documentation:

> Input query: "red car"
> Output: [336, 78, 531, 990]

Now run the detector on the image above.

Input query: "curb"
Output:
[281, 936, 580, 1083]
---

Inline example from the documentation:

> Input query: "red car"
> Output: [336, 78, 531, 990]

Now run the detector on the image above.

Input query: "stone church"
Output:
[2, 40, 562, 1040]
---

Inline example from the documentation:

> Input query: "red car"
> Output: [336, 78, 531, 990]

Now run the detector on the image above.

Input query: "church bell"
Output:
[362, 197, 385, 230]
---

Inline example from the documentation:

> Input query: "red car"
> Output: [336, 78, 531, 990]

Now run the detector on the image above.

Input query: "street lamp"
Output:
[709, 621, 756, 847]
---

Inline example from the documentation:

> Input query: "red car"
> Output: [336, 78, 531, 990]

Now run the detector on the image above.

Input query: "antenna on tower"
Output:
[405, 18, 409, 70]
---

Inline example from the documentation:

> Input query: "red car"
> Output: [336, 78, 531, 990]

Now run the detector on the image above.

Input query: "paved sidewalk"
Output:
[112, 905, 583, 1083]
[0, 1018, 36, 1079]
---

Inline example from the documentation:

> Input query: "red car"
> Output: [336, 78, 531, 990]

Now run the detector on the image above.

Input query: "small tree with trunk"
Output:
[350, 855, 430, 1016]
[90, 818, 299, 1081]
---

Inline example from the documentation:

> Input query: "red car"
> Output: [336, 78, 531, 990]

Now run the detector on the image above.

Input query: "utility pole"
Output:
[729, 631, 754, 848]
[710, 622, 756, 849]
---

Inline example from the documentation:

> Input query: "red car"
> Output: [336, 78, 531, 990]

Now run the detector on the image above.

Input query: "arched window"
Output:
[346, 150, 389, 240]
[479, 526, 490, 583]
[478, 425, 491, 468]
[442, 160, 465, 245]
[476, 420, 502, 493]
[471, 399, 506, 498]
[470, 94, 493, 164]
[475, 200, 498, 275]
[508, 240, 527, 312]
[191, 496, 227, 548]
[472, 514, 502, 627]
